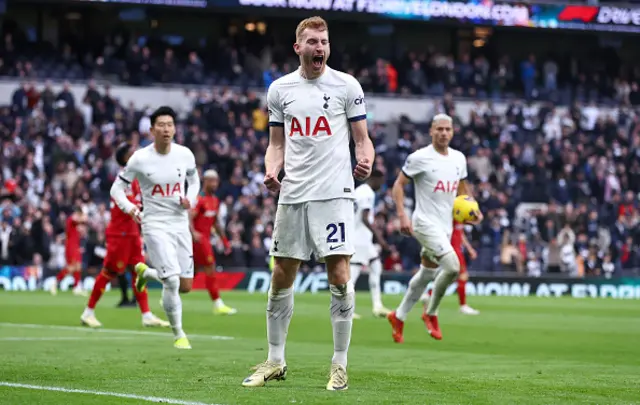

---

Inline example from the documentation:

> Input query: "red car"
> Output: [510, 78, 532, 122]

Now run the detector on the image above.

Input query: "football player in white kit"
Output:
[110, 106, 200, 350]
[351, 169, 392, 318]
[242, 16, 374, 391]
[387, 114, 483, 343]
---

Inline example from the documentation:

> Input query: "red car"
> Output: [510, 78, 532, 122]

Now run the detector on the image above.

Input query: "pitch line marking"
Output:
[0, 322, 234, 340]
[0, 336, 130, 341]
[0, 382, 222, 405]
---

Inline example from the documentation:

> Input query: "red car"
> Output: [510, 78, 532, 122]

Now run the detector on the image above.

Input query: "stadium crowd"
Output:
[2, 29, 640, 105]
[0, 32, 639, 279]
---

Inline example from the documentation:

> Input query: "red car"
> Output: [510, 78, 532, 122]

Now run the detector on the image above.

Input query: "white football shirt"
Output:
[402, 145, 468, 235]
[110, 143, 200, 232]
[267, 66, 367, 204]
[354, 183, 375, 244]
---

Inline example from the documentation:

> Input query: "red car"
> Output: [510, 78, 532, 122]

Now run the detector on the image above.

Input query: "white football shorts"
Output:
[351, 241, 378, 265]
[271, 198, 355, 262]
[412, 219, 454, 263]
[143, 228, 194, 279]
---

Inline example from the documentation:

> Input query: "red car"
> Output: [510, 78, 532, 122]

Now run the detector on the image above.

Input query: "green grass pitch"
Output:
[0, 290, 638, 404]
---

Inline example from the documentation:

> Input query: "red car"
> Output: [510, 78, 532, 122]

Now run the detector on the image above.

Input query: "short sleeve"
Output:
[119, 152, 139, 183]
[459, 153, 468, 180]
[346, 77, 366, 122]
[357, 190, 375, 211]
[267, 84, 284, 127]
[402, 152, 422, 179]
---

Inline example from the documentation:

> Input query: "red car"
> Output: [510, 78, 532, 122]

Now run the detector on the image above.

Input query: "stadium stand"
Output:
[0, 10, 638, 280]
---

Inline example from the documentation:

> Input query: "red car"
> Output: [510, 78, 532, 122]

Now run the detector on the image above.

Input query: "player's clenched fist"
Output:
[353, 158, 372, 181]
[399, 214, 413, 236]
[179, 196, 191, 209]
[263, 172, 281, 194]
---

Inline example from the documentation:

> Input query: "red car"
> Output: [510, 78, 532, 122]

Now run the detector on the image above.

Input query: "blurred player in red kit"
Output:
[50, 206, 88, 296]
[421, 220, 480, 315]
[191, 169, 237, 315]
[80, 143, 169, 328]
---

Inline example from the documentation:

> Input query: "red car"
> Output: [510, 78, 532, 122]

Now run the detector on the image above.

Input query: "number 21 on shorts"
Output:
[326, 222, 346, 244]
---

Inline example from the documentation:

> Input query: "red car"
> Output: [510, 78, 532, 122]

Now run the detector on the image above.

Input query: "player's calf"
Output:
[271, 257, 300, 289]
[426, 251, 460, 314]
[179, 277, 193, 294]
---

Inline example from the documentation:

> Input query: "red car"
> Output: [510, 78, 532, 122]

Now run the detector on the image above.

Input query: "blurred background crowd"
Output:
[0, 0, 639, 280]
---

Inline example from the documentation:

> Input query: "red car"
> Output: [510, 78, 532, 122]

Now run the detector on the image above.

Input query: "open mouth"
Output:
[312, 55, 324, 69]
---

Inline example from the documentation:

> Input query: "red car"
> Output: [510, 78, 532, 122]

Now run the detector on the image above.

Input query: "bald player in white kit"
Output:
[242, 16, 374, 391]
[387, 114, 483, 344]
[110, 106, 200, 350]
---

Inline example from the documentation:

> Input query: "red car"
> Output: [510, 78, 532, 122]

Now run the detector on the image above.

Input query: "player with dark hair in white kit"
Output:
[110, 106, 200, 350]
[242, 16, 375, 391]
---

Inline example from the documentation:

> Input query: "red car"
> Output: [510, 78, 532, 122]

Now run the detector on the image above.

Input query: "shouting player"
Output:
[387, 114, 483, 343]
[80, 143, 169, 328]
[50, 206, 87, 296]
[111, 106, 200, 350]
[351, 169, 391, 319]
[242, 16, 374, 391]
[421, 220, 480, 315]
[191, 169, 237, 315]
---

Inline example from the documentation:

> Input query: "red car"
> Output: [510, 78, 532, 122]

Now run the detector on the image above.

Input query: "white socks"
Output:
[351, 261, 384, 310]
[349, 264, 362, 286]
[330, 282, 355, 368]
[426, 252, 460, 315]
[369, 259, 383, 310]
[395, 265, 438, 321]
[266, 286, 294, 365]
[143, 267, 161, 282]
[162, 275, 185, 339]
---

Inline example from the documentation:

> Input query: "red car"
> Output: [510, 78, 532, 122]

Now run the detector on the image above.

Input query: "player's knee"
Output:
[459, 271, 469, 282]
[163, 275, 180, 292]
[329, 281, 355, 299]
[326, 255, 350, 285]
[439, 251, 461, 275]
[271, 257, 299, 289]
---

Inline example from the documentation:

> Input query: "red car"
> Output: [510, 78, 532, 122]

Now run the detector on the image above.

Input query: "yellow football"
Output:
[453, 195, 480, 224]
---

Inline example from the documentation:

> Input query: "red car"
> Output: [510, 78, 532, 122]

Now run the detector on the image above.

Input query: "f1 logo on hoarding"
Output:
[557, 5, 599, 22]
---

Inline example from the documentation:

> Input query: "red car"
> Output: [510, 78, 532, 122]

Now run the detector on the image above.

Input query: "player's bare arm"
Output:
[362, 209, 389, 251]
[189, 208, 202, 242]
[264, 125, 285, 193]
[457, 179, 483, 224]
[214, 219, 232, 255]
[392, 171, 413, 236]
[351, 120, 374, 180]
[461, 232, 477, 259]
